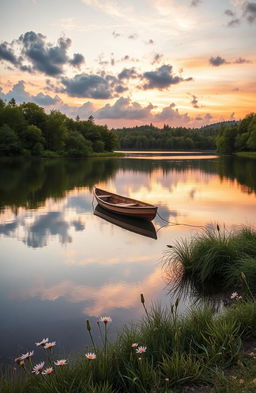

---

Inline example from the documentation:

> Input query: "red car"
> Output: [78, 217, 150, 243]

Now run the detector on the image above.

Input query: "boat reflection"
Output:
[94, 205, 157, 239]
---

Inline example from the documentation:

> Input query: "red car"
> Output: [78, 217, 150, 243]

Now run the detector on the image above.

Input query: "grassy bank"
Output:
[235, 152, 256, 159]
[2, 299, 256, 393]
[164, 226, 256, 295]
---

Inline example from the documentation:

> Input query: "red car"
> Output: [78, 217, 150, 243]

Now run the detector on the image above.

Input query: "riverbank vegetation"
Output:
[2, 299, 256, 393]
[0, 99, 119, 157]
[164, 226, 256, 296]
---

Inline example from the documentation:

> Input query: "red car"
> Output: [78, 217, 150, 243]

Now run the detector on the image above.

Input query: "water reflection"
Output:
[0, 153, 256, 364]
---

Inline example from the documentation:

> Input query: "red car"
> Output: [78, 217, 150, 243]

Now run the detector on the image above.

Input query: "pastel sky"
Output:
[0, 0, 255, 127]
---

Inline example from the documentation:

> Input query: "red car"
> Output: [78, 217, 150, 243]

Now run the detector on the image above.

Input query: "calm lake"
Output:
[1, 153, 256, 365]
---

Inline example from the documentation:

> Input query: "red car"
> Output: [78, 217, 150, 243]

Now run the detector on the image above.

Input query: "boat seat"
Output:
[100, 195, 111, 198]
[115, 203, 137, 207]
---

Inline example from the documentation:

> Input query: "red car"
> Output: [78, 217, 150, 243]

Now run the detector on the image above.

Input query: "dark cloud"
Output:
[69, 53, 85, 68]
[142, 64, 192, 90]
[151, 53, 163, 65]
[61, 73, 121, 99]
[209, 56, 252, 67]
[0, 80, 59, 106]
[225, 9, 235, 17]
[0, 42, 20, 65]
[146, 39, 154, 45]
[243, 2, 256, 23]
[234, 57, 252, 64]
[118, 67, 138, 80]
[112, 31, 121, 38]
[128, 34, 138, 40]
[191, 94, 200, 108]
[95, 97, 154, 119]
[0, 32, 85, 77]
[228, 18, 240, 27]
[209, 56, 227, 66]
[190, 0, 201, 6]
[19, 32, 72, 76]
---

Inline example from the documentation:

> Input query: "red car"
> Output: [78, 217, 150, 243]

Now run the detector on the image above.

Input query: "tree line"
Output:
[216, 113, 256, 154]
[113, 123, 220, 150]
[0, 99, 119, 157]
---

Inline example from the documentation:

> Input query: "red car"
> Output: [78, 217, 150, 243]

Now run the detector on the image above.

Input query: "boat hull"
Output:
[94, 205, 157, 239]
[94, 188, 157, 221]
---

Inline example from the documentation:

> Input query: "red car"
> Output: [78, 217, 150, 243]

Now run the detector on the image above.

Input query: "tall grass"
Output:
[2, 300, 256, 393]
[164, 226, 256, 293]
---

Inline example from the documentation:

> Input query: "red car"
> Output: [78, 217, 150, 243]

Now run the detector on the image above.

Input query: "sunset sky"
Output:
[0, 0, 255, 128]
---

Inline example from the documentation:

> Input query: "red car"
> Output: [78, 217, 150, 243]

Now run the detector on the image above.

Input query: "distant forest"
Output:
[114, 113, 256, 152]
[0, 98, 119, 157]
[0, 97, 255, 157]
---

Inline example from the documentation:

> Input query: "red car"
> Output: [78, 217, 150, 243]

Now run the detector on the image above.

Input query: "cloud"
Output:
[69, 53, 85, 68]
[95, 97, 154, 119]
[60, 73, 121, 99]
[154, 103, 191, 124]
[146, 39, 154, 45]
[151, 53, 163, 65]
[142, 64, 192, 90]
[190, 94, 200, 108]
[0, 80, 60, 106]
[112, 31, 121, 38]
[0, 32, 85, 77]
[225, 1, 256, 25]
[234, 57, 252, 64]
[243, 1, 256, 23]
[209, 55, 252, 66]
[209, 56, 228, 66]
[228, 18, 241, 26]
[190, 0, 201, 6]
[128, 34, 138, 39]
[225, 9, 236, 17]
[0, 42, 20, 65]
[118, 67, 138, 80]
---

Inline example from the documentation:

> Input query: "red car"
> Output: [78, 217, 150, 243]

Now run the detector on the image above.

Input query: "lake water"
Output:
[1, 153, 256, 365]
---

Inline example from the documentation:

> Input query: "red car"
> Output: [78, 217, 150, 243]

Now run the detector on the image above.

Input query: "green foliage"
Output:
[0, 124, 21, 156]
[0, 101, 119, 157]
[165, 226, 256, 292]
[160, 353, 205, 385]
[216, 113, 256, 154]
[114, 124, 218, 151]
[2, 301, 256, 393]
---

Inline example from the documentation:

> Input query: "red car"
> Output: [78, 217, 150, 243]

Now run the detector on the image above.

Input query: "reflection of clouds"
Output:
[64, 252, 157, 266]
[0, 211, 85, 248]
[27, 212, 73, 247]
[66, 195, 92, 213]
[21, 268, 163, 316]
[0, 220, 18, 235]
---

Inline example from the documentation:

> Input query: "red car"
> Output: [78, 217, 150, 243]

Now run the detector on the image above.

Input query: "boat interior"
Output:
[96, 189, 150, 207]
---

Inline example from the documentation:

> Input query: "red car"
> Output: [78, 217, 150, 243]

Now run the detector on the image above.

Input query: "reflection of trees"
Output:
[0, 158, 118, 211]
[216, 156, 256, 194]
[0, 155, 255, 213]
[118, 156, 256, 194]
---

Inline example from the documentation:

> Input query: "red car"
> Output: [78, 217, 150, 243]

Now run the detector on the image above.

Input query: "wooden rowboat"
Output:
[94, 205, 157, 239]
[94, 187, 158, 221]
